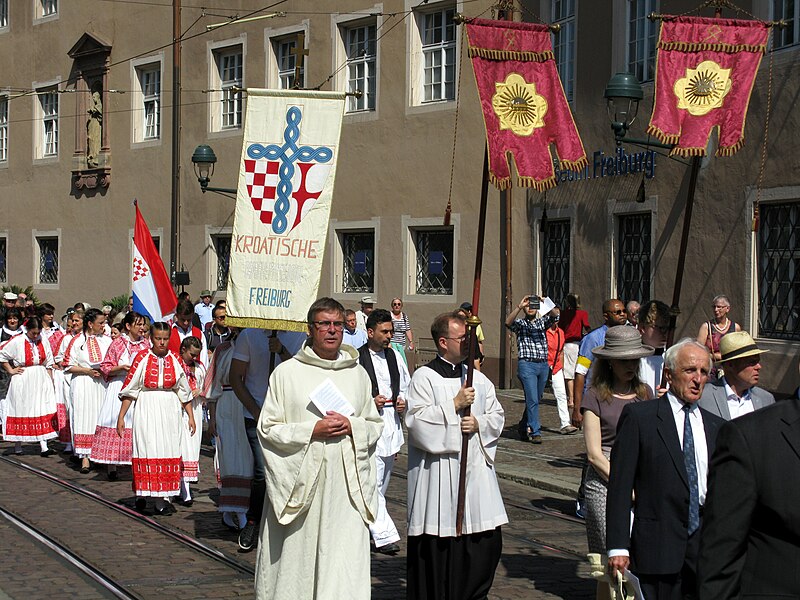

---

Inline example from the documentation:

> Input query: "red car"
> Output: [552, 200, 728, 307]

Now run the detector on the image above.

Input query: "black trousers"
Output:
[407, 527, 503, 600]
[636, 529, 700, 600]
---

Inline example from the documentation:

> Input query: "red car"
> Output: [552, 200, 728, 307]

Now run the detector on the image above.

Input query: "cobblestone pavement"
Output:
[0, 388, 594, 599]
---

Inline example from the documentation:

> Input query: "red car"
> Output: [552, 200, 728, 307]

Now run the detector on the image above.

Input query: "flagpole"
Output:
[455, 146, 489, 537]
[170, 0, 182, 288]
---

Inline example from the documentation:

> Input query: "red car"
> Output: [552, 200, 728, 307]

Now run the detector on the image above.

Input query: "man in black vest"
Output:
[358, 308, 409, 555]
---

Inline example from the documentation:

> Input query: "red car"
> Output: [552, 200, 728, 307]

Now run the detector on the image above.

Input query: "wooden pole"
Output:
[455, 147, 489, 536]
[170, 0, 181, 286]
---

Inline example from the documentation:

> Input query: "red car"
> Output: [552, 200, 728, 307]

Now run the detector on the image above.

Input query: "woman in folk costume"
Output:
[177, 336, 205, 505]
[54, 310, 84, 453]
[39, 303, 64, 354]
[64, 308, 112, 474]
[0, 317, 58, 456]
[91, 311, 149, 480]
[117, 322, 196, 515]
[205, 331, 252, 531]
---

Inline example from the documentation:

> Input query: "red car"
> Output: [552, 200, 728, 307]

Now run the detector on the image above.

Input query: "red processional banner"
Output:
[647, 16, 770, 157]
[465, 19, 587, 191]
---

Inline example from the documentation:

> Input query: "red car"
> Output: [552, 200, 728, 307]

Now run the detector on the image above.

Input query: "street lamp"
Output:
[604, 72, 643, 143]
[191, 144, 236, 194]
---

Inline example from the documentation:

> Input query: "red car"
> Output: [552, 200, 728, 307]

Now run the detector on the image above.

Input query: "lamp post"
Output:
[191, 144, 237, 195]
[603, 73, 701, 385]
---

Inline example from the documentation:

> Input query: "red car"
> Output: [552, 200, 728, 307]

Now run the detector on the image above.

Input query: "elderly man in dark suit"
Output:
[607, 338, 725, 600]
[698, 331, 774, 420]
[698, 397, 800, 598]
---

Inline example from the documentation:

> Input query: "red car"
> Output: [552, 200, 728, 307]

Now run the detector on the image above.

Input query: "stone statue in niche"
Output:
[86, 85, 103, 168]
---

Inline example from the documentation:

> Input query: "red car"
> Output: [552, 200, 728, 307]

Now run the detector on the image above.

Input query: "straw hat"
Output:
[3, 292, 17, 301]
[592, 326, 655, 360]
[360, 295, 376, 305]
[717, 331, 768, 363]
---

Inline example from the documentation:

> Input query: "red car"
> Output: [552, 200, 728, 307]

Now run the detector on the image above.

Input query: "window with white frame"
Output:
[274, 37, 304, 90]
[412, 227, 454, 295]
[37, 236, 58, 284]
[218, 50, 243, 128]
[344, 23, 377, 112]
[418, 7, 456, 103]
[340, 230, 375, 293]
[0, 237, 6, 283]
[39, 90, 58, 157]
[41, 0, 57, 17]
[552, 0, 576, 102]
[0, 0, 8, 28]
[211, 234, 231, 291]
[141, 67, 161, 139]
[616, 213, 651, 303]
[757, 201, 800, 340]
[0, 96, 7, 162]
[773, 0, 799, 49]
[627, 0, 659, 83]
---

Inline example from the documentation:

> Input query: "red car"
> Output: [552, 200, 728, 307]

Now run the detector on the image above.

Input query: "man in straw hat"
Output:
[698, 331, 774, 421]
[607, 338, 725, 600]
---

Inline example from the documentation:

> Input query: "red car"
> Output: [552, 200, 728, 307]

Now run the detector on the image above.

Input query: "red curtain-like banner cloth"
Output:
[465, 19, 587, 191]
[648, 16, 770, 157]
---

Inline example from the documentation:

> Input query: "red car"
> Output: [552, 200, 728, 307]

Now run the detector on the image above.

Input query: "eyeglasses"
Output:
[312, 320, 345, 331]
[608, 309, 626, 315]
[443, 335, 467, 342]
[392, 303, 402, 307]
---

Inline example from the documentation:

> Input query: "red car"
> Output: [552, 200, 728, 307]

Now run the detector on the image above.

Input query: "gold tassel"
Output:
[226, 316, 308, 332]
[716, 138, 745, 157]
[559, 157, 589, 171]
[467, 47, 554, 62]
[443, 198, 452, 226]
[658, 41, 766, 54]
[646, 125, 680, 145]
[489, 172, 511, 190]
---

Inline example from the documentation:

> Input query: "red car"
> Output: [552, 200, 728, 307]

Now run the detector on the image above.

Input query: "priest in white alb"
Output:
[405, 311, 508, 600]
[255, 298, 384, 600]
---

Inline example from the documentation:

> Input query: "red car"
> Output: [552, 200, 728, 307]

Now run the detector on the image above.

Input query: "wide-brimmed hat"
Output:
[717, 331, 768, 363]
[360, 295, 375, 304]
[3, 292, 17, 301]
[592, 326, 654, 360]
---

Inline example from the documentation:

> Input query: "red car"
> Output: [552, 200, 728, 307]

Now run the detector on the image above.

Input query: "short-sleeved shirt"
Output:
[232, 328, 307, 418]
[390, 312, 412, 346]
[546, 326, 565, 374]
[575, 325, 608, 389]
[581, 386, 653, 452]
[559, 309, 590, 343]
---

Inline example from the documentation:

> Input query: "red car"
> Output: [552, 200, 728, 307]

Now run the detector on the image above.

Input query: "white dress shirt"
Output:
[722, 378, 754, 420]
[369, 347, 409, 457]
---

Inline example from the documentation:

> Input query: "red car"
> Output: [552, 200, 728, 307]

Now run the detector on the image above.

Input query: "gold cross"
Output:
[504, 29, 518, 50]
[290, 33, 309, 89]
[702, 25, 723, 44]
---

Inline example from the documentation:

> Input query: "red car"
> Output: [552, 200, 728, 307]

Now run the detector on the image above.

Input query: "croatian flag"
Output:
[132, 201, 176, 323]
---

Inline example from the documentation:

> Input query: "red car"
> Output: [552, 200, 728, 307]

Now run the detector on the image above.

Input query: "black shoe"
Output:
[107, 470, 118, 481]
[178, 498, 193, 507]
[529, 434, 543, 444]
[376, 542, 400, 555]
[238, 521, 258, 552]
[135, 498, 147, 511]
[40, 449, 55, 457]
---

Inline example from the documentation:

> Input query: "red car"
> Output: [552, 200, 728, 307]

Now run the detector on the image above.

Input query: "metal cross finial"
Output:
[291, 33, 309, 89]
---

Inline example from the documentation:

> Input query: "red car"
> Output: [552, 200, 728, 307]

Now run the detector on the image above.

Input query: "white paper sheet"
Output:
[309, 378, 355, 416]
[539, 296, 556, 316]
[622, 568, 645, 600]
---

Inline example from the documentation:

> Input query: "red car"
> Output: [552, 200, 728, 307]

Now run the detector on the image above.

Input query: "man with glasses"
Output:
[406, 311, 507, 599]
[637, 300, 671, 393]
[254, 297, 383, 599]
[230, 323, 306, 551]
[204, 305, 233, 354]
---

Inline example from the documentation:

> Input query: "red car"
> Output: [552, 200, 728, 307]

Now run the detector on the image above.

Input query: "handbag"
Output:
[587, 553, 637, 600]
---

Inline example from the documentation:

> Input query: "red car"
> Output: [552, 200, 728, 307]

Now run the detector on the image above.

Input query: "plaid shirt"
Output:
[507, 313, 558, 361]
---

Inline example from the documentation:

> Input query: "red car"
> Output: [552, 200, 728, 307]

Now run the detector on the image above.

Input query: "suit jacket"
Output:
[698, 400, 800, 599]
[606, 395, 725, 575]
[698, 379, 775, 420]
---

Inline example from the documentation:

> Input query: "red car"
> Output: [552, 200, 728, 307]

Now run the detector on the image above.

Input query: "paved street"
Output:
[0, 388, 594, 599]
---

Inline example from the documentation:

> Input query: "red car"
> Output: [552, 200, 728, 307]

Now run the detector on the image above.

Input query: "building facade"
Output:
[0, 0, 798, 392]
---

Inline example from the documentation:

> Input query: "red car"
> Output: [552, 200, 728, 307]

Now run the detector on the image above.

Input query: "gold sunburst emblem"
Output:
[492, 73, 547, 136]
[674, 60, 732, 116]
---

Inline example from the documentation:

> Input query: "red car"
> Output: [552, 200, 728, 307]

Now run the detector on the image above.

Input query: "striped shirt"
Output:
[391, 312, 412, 346]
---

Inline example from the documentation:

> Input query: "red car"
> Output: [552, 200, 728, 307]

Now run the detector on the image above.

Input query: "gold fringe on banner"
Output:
[489, 172, 512, 190]
[559, 156, 589, 172]
[646, 125, 681, 146]
[518, 174, 557, 191]
[467, 47, 554, 62]
[716, 137, 746, 156]
[658, 41, 767, 54]
[670, 146, 708, 158]
[226, 316, 309, 333]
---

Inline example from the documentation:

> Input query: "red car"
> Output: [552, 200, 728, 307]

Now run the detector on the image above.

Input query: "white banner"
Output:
[227, 89, 345, 331]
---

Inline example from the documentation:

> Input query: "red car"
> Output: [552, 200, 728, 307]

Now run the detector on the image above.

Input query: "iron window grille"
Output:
[38, 237, 58, 284]
[220, 51, 243, 129]
[213, 235, 231, 291]
[551, 0, 576, 103]
[345, 24, 377, 112]
[141, 68, 161, 139]
[41, 0, 57, 17]
[414, 228, 454, 295]
[342, 231, 374, 293]
[758, 202, 800, 340]
[0, 238, 6, 283]
[616, 213, 651, 304]
[542, 219, 570, 308]
[421, 8, 456, 102]
[773, 0, 799, 49]
[627, 0, 659, 83]
[276, 39, 303, 90]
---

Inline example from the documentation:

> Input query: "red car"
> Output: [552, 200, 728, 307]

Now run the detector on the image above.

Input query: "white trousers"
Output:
[552, 369, 571, 428]
[369, 454, 400, 547]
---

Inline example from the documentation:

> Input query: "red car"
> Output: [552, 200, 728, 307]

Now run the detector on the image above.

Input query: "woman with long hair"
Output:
[117, 322, 195, 514]
[0, 317, 59, 455]
[92, 311, 149, 479]
[177, 336, 205, 505]
[64, 308, 112, 473]
[581, 327, 654, 579]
